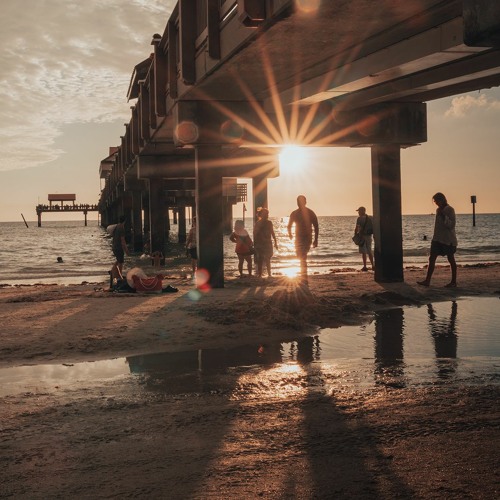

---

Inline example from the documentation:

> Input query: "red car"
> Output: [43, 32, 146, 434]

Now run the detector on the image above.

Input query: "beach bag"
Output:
[132, 274, 163, 294]
[352, 234, 365, 246]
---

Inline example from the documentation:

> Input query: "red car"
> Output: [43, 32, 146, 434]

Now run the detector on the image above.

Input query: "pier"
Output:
[97, 0, 500, 287]
[36, 194, 98, 227]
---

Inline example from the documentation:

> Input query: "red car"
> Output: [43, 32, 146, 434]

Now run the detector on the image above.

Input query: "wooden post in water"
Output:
[471, 195, 477, 227]
[21, 213, 29, 228]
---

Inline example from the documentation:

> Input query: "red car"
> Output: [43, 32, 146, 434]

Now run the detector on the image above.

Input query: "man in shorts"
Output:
[418, 192, 457, 287]
[287, 195, 319, 280]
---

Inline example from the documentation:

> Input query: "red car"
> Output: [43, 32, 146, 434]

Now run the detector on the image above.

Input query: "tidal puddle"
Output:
[1, 296, 499, 397]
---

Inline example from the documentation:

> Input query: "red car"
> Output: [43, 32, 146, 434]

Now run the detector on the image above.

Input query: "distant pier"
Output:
[36, 194, 98, 227]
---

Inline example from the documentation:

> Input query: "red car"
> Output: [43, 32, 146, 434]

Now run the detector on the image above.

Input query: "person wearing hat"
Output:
[355, 206, 374, 271]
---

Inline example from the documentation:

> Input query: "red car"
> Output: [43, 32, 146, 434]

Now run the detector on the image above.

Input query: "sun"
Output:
[279, 145, 308, 175]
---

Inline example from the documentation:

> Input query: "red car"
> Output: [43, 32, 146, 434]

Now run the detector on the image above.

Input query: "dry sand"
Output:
[1, 264, 499, 498]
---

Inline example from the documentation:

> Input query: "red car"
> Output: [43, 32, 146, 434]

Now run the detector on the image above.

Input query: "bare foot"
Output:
[444, 282, 457, 288]
[417, 280, 430, 287]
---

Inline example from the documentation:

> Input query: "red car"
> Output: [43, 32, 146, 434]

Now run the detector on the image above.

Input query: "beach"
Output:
[1, 263, 499, 498]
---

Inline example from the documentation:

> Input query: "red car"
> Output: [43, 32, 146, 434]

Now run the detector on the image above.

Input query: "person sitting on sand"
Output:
[230, 220, 253, 277]
[418, 192, 457, 288]
[125, 267, 178, 294]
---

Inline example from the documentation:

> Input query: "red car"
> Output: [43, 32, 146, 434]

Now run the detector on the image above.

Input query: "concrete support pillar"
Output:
[178, 207, 187, 244]
[222, 199, 234, 232]
[132, 190, 143, 252]
[195, 146, 224, 288]
[143, 195, 150, 236]
[253, 173, 268, 220]
[84, 211, 88, 227]
[371, 145, 404, 283]
[148, 177, 167, 256]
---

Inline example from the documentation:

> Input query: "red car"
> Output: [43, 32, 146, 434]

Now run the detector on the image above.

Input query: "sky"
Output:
[1, 0, 499, 223]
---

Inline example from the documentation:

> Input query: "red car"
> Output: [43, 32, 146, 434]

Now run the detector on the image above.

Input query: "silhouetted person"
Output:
[253, 207, 278, 278]
[287, 195, 319, 281]
[111, 215, 129, 284]
[427, 302, 458, 359]
[354, 206, 374, 271]
[418, 192, 457, 288]
[185, 217, 198, 278]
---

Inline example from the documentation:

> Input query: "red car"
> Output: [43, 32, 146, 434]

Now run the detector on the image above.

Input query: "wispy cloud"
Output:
[445, 92, 500, 118]
[0, 0, 175, 171]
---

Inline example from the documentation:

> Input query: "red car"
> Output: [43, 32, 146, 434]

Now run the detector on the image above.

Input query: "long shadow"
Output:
[298, 315, 415, 497]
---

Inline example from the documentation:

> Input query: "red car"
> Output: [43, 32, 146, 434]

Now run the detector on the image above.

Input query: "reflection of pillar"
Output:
[371, 145, 403, 283]
[149, 177, 167, 255]
[196, 146, 224, 288]
[253, 173, 268, 221]
[374, 308, 404, 367]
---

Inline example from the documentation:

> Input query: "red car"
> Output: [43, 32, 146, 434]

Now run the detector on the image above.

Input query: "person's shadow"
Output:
[427, 301, 458, 379]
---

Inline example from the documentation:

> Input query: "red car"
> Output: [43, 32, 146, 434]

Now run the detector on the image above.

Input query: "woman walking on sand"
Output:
[230, 220, 254, 277]
[253, 207, 278, 277]
[418, 192, 458, 288]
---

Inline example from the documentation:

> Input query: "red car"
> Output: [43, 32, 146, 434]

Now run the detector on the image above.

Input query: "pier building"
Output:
[97, 0, 500, 287]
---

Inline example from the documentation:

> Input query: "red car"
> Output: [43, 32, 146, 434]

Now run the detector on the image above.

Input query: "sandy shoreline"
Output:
[0, 263, 499, 368]
[1, 263, 499, 498]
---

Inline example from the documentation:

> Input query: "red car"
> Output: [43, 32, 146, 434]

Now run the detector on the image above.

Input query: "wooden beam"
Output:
[207, 0, 221, 60]
[153, 43, 167, 117]
[179, 0, 196, 85]
[168, 20, 178, 98]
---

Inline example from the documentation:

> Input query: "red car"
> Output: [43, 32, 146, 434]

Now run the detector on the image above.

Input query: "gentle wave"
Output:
[1, 214, 499, 285]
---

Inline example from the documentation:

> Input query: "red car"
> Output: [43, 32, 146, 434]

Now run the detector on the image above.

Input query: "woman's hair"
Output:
[256, 207, 269, 217]
[234, 219, 244, 229]
[433, 192, 447, 205]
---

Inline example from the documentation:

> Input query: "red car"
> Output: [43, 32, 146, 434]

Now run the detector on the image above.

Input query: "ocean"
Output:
[1, 214, 499, 285]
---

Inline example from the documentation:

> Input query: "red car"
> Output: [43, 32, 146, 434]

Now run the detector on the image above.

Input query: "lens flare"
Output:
[220, 119, 244, 143]
[296, 0, 321, 15]
[175, 121, 199, 144]
[195, 268, 211, 291]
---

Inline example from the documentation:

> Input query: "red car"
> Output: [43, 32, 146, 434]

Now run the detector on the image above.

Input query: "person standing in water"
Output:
[354, 206, 374, 271]
[111, 215, 129, 283]
[253, 207, 278, 278]
[185, 217, 198, 278]
[230, 220, 254, 277]
[418, 192, 458, 288]
[287, 195, 319, 280]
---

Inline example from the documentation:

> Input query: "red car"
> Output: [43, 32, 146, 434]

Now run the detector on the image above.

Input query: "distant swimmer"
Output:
[423, 235, 428, 241]
[57, 256, 64, 263]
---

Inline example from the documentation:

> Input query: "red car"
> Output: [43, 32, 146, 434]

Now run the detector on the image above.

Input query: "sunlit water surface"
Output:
[1, 297, 498, 398]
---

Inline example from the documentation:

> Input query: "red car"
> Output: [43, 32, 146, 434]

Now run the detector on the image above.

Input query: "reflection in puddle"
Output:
[1, 297, 499, 397]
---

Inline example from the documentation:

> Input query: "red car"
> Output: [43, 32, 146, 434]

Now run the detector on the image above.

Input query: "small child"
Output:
[229, 220, 254, 277]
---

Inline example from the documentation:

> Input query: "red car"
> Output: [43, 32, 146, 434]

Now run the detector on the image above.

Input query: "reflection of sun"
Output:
[279, 145, 308, 175]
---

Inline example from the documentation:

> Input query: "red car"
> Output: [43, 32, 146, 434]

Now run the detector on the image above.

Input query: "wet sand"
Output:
[1, 264, 499, 498]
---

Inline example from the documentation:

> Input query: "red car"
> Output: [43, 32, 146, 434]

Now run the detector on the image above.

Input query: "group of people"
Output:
[111, 191, 458, 288]
[229, 194, 318, 279]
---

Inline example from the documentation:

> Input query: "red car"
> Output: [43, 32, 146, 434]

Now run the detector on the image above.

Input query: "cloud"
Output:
[0, 0, 176, 172]
[445, 92, 500, 118]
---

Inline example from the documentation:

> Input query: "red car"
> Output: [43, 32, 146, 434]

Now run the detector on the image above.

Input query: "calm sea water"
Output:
[1, 297, 498, 396]
[1, 214, 499, 285]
